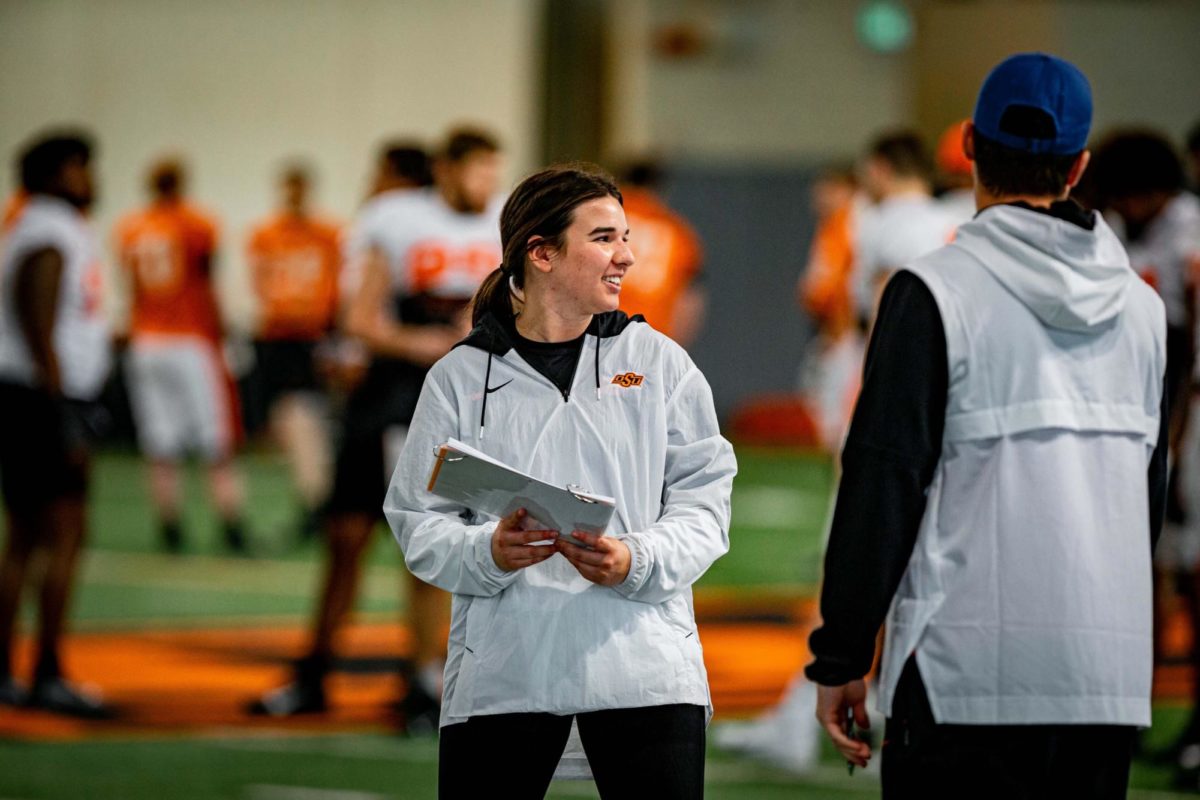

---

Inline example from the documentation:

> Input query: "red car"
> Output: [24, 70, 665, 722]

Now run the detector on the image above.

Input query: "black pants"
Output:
[439, 704, 705, 799]
[883, 659, 1136, 800]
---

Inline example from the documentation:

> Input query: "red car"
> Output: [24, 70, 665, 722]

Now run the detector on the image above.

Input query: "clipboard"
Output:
[427, 438, 614, 548]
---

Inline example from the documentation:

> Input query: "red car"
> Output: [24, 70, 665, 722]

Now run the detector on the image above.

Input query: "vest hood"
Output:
[954, 203, 1134, 333]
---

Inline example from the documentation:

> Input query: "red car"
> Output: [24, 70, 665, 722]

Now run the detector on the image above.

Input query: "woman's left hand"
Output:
[556, 531, 631, 586]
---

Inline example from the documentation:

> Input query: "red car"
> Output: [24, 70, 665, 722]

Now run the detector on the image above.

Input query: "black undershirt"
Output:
[804, 201, 1169, 687]
[510, 320, 585, 398]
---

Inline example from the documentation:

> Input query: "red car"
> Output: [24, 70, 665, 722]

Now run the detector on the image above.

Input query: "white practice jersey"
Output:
[0, 195, 110, 399]
[342, 188, 503, 311]
[854, 194, 956, 318]
[1119, 192, 1200, 330]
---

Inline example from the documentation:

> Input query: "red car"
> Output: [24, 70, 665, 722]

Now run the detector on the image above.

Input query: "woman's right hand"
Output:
[491, 508, 559, 572]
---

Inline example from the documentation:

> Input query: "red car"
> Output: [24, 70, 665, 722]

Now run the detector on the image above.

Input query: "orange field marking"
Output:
[1, 599, 1192, 741]
[0, 599, 815, 741]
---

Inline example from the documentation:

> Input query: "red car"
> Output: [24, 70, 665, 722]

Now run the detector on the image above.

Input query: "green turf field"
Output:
[1, 447, 1197, 798]
[66, 446, 833, 629]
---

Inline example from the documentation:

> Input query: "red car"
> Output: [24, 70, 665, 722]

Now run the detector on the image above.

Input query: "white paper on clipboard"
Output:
[426, 438, 614, 548]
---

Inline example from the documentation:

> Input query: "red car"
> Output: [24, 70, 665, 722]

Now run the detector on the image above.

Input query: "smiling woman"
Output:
[516, 193, 633, 332]
[383, 163, 737, 799]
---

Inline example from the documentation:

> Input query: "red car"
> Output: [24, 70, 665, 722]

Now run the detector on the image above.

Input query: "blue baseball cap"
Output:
[973, 53, 1092, 155]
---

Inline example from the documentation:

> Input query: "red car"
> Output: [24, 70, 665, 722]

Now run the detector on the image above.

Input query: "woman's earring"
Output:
[508, 274, 525, 302]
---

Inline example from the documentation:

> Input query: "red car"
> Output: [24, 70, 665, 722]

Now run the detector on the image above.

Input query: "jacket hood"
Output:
[953, 202, 1133, 332]
[457, 309, 645, 355]
[456, 309, 646, 439]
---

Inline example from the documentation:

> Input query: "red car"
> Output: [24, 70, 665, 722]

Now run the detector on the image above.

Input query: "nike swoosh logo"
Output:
[485, 379, 513, 394]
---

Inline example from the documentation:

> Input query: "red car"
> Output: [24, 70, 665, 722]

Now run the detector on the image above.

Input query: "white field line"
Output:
[245, 786, 387, 800]
[78, 549, 406, 602]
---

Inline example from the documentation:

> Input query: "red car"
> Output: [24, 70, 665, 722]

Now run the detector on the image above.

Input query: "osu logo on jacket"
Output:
[611, 372, 645, 388]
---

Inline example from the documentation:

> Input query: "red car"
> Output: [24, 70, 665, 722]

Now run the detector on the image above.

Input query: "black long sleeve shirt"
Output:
[805, 229, 1170, 688]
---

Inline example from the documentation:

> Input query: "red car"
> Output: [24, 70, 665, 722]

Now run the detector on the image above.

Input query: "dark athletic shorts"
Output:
[0, 381, 92, 513]
[325, 429, 389, 518]
[254, 339, 321, 407]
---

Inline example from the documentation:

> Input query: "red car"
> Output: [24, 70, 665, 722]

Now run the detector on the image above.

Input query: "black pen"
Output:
[845, 708, 856, 776]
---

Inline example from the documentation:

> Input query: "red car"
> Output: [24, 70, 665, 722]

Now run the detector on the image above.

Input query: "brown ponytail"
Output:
[470, 162, 621, 328]
[470, 266, 512, 329]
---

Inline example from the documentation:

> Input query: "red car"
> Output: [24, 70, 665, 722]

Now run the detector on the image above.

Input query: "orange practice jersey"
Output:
[246, 213, 341, 340]
[801, 200, 856, 335]
[115, 202, 223, 343]
[618, 188, 703, 340]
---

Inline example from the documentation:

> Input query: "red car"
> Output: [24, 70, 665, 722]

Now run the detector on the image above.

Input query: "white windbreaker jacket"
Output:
[880, 204, 1166, 726]
[383, 311, 736, 727]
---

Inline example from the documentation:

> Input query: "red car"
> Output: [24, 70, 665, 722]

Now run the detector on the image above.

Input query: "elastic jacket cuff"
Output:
[611, 533, 648, 597]
[472, 522, 512, 582]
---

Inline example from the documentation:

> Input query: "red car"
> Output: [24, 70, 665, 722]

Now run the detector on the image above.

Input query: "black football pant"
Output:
[439, 703, 705, 799]
[883, 658, 1136, 799]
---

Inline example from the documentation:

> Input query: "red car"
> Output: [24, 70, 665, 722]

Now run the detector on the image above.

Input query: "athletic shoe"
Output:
[224, 521, 248, 555]
[1176, 742, 1200, 790]
[247, 679, 326, 716]
[27, 677, 114, 719]
[396, 680, 440, 736]
[712, 677, 821, 774]
[0, 676, 28, 706]
[1147, 712, 1200, 765]
[160, 520, 184, 553]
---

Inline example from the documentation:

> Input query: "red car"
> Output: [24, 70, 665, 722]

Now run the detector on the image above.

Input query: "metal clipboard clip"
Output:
[566, 484, 599, 503]
[432, 446, 465, 463]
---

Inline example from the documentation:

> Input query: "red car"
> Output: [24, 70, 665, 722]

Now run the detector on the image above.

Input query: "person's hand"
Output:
[815, 679, 871, 768]
[555, 531, 631, 586]
[491, 509, 558, 572]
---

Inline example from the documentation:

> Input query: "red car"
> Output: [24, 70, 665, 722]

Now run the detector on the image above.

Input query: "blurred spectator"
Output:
[1093, 132, 1195, 456]
[1093, 130, 1200, 777]
[854, 130, 955, 322]
[113, 158, 248, 553]
[322, 142, 435, 400]
[799, 164, 859, 336]
[245, 164, 341, 543]
[0, 131, 113, 717]
[338, 142, 435, 296]
[615, 159, 706, 347]
[250, 129, 503, 734]
[796, 164, 866, 451]
[935, 119, 977, 226]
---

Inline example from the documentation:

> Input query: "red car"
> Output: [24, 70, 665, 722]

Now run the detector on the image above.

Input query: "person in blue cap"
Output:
[806, 52, 1168, 797]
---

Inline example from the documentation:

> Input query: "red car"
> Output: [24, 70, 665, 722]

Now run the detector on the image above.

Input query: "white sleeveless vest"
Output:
[879, 206, 1166, 726]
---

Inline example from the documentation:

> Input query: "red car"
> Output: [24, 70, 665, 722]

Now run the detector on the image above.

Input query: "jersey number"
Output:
[130, 236, 183, 294]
